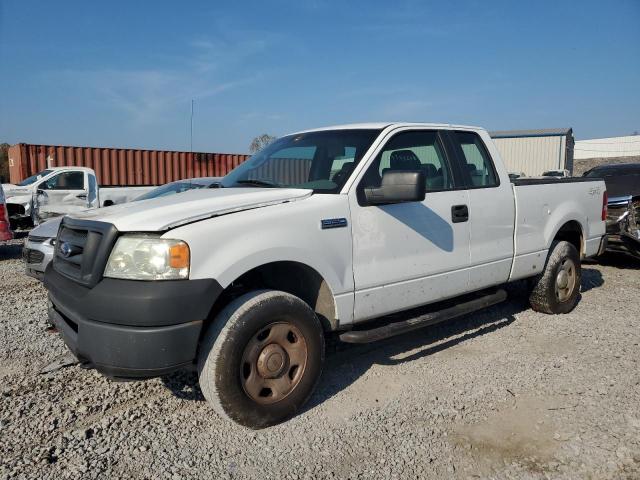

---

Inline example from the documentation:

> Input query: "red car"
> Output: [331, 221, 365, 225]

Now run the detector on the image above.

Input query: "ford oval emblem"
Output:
[60, 242, 73, 258]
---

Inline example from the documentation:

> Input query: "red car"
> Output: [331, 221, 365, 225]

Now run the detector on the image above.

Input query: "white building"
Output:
[489, 128, 574, 177]
[574, 135, 640, 160]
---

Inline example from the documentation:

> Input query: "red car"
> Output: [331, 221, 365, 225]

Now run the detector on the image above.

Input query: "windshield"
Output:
[135, 181, 209, 201]
[220, 129, 381, 193]
[18, 169, 53, 186]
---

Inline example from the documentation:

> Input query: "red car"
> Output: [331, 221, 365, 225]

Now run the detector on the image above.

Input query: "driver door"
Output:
[348, 129, 471, 322]
[34, 170, 89, 222]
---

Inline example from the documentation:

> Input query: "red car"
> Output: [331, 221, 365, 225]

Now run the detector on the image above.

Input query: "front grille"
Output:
[25, 248, 45, 264]
[52, 218, 119, 287]
[606, 204, 626, 234]
[633, 201, 640, 227]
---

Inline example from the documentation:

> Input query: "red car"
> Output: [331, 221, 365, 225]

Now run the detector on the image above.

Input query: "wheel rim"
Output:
[240, 322, 308, 405]
[555, 258, 576, 302]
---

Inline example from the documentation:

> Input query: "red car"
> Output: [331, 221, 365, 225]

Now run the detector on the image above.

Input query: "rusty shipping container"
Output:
[7, 143, 250, 186]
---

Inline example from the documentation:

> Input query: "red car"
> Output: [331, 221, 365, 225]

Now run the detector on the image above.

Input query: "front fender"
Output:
[165, 194, 355, 323]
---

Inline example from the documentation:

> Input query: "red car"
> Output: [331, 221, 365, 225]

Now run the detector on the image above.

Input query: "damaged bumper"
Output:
[606, 196, 640, 257]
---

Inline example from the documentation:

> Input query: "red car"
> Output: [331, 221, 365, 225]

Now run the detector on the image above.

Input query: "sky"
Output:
[1, 0, 639, 154]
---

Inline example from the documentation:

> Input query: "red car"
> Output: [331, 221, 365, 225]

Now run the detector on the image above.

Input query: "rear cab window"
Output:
[450, 131, 499, 188]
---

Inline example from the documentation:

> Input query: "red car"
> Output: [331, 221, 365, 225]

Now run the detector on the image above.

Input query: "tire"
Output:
[529, 240, 581, 314]
[198, 290, 325, 429]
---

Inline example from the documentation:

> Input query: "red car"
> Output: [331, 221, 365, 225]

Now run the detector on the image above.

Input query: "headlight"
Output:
[104, 235, 190, 280]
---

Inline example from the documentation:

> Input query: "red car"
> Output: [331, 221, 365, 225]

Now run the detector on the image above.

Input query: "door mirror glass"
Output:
[364, 171, 426, 205]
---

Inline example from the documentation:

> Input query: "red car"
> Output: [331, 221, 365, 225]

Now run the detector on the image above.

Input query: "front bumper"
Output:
[605, 196, 640, 257]
[44, 265, 222, 378]
[23, 239, 55, 280]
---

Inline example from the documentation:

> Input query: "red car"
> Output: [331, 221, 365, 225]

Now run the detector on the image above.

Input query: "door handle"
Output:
[451, 204, 469, 223]
[76, 193, 88, 199]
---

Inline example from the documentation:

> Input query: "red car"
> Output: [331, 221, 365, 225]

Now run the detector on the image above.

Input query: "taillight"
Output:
[602, 191, 608, 221]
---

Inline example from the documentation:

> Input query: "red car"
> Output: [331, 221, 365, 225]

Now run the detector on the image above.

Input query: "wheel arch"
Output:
[551, 220, 584, 257]
[207, 260, 340, 332]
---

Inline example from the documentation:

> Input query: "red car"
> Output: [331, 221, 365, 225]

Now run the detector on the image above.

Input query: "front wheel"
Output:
[529, 240, 581, 314]
[198, 290, 325, 429]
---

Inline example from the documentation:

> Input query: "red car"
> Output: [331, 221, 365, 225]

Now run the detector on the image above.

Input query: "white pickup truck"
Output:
[43, 123, 607, 428]
[2, 166, 153, 228]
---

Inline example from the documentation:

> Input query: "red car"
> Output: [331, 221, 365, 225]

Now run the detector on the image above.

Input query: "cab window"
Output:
[452, 132, 499, 188]
[359, 130, 454, 191]
[40, 171, 85, 190]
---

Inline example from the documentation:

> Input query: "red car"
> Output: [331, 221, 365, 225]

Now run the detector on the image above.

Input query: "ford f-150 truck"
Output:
[43, 123, 607, 428]
[2, 166, 153, 229]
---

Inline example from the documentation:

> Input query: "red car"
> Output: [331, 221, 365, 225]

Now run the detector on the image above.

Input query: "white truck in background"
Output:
[43, 123, 608, 429]
[2, 166, 153, 228]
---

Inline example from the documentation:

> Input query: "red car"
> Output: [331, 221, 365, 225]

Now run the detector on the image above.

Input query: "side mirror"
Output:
[364, 171, 426, 205]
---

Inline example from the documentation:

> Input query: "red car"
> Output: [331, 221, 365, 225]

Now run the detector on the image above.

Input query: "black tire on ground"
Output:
[529, 240, 581, 314]
[197, 290, 325, 429]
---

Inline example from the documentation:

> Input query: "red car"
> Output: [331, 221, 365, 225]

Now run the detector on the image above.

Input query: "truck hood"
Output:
[30, 216, 63, 239]
[69, 187, 313, 231]
[2, 184, 32, 198]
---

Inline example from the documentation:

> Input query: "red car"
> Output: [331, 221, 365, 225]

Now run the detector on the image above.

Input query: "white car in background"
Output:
[24, 177, 220, 280]
[2, 166, 154, 229]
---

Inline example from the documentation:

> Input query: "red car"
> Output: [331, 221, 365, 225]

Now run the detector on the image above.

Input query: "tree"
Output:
[249, 134, 276, 154]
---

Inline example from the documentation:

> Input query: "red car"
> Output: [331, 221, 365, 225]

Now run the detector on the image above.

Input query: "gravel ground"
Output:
[1, 236, 639, 479]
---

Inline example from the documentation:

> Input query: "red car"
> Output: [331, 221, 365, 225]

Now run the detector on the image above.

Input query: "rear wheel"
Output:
[198, 290, 324, 429]
[529, 240, 581, 314]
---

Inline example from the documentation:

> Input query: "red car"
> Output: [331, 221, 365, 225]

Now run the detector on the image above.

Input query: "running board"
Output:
[339, 289, 508, 344]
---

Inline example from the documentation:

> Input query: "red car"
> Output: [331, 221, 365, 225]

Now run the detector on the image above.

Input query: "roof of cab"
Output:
[290, 122, 484, 135]
[50, 166, 95, 172]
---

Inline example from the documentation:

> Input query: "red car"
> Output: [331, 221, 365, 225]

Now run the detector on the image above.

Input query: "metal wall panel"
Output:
[7, 143, 249, 186]
[491, 136, 565, 176]
[574, 135, 640, 160]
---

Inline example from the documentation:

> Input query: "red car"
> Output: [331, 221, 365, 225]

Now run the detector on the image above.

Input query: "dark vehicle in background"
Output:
[542, 169, 570, 178]
[0, 184, 14, 241]
[508, 171, 526, 181]
[584, 163, 640, 257]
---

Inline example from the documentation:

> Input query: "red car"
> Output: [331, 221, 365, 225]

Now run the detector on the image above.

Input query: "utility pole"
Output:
[190, 99, 194, 153]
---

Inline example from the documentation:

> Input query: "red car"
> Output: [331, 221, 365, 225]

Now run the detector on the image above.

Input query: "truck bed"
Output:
[509, 177, 606, 282]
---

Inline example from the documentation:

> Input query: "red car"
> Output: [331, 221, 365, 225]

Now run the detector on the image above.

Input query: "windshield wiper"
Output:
[236, 179, 281, 188]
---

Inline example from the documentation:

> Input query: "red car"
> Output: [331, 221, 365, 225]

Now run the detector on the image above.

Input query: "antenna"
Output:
[190, 99, 194, 153]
